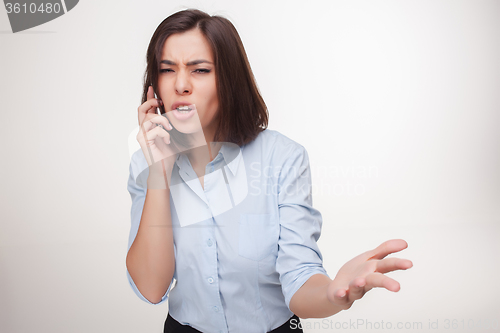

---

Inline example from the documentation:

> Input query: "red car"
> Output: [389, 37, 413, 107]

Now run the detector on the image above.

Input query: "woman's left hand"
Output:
[326, 239, 413, 309]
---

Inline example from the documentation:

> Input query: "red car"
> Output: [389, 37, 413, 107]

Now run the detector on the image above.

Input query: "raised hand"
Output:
[136, 86, 178, 188]
[326, 239, 413, 309]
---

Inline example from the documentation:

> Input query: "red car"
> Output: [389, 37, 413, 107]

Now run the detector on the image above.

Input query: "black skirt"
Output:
[164, 312, 304, 333]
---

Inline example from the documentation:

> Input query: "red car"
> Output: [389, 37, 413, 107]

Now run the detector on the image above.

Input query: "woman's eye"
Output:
[159, 68, 211, 74]
[194, 69, 211, 73]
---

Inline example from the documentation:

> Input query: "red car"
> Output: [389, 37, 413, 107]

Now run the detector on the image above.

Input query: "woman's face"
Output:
[157, 28, 219, 138]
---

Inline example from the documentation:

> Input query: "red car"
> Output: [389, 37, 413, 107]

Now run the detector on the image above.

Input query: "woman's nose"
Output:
[175, 70, 192, 95]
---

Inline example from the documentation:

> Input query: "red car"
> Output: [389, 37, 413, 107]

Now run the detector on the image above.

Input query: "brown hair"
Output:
[141, 9, 268, 146]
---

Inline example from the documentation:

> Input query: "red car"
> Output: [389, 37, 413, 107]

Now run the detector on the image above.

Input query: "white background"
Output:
[1, 0, 499, 332]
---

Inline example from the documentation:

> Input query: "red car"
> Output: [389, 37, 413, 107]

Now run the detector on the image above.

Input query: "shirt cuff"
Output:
[283, 267, 330, 310]
[126, 267, 173, 305]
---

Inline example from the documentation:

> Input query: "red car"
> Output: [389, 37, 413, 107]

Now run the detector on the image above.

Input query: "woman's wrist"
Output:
[147, 158, 175, 189]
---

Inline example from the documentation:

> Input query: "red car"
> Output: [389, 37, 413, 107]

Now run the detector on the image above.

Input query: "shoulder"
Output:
[243, 128, 307, 163]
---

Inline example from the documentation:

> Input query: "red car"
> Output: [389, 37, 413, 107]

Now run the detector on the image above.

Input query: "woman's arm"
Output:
[289, 273, 343, 318]
[126, 162, 176, 304]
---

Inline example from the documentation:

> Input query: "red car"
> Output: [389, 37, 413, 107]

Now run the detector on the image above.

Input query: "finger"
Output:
[147, 85, 154, 100]
[138, 98, 162, 119]
[367, 239, 408, 261]
[346, 277, 366, 302]
[139, 118, 156, 133]
[375, 258, 413, 274]
[141, 114, 172, 133]
[137, 118, 171, 141]
[138, 125, 171, 146]
[138, 96, 163, 125]
[142, 111, 165, 127]
[365, 272, 400, 292]
[330, 287, 350, 306]
[150, 114, 172, 130]
[138, 96, 162, 116]
[149, 126, 171, 144]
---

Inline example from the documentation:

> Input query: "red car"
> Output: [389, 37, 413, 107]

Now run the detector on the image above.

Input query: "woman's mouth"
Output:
[171, 104, 196, 120]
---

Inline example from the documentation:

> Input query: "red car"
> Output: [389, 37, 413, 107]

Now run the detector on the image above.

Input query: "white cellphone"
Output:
[154, 91, 161, 115]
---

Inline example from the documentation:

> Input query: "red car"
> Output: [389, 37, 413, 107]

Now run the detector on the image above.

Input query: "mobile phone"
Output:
[152, 89, 168, 132]
[153, 91, 162, 115]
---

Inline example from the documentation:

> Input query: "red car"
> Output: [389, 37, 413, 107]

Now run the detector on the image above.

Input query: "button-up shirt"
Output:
[126, 129, 329, 333]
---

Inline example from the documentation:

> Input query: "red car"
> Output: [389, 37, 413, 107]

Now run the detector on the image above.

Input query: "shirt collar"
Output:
[219, 142, 242, 176]
[175, 142, 242, 176]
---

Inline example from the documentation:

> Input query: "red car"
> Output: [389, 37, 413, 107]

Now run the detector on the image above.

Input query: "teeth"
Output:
[176, 105, 192, 112]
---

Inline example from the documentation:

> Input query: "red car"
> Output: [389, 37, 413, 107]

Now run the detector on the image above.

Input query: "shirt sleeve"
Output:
[126, 150, 174, 305]
[275, 144, 330, 309]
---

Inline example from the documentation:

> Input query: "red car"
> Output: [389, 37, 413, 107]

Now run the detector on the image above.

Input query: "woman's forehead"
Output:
[161, 29, 213, 62]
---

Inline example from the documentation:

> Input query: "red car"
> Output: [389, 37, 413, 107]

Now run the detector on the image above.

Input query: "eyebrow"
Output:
[160, 59, 213, 66]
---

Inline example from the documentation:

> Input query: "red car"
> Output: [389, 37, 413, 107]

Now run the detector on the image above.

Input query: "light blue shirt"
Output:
[126, 129, 329, 333]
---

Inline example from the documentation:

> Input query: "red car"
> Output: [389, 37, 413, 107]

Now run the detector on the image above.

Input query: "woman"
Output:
[126, 8, 412, 333]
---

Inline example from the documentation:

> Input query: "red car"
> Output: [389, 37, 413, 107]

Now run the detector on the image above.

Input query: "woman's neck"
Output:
[184, 129, 222, 170]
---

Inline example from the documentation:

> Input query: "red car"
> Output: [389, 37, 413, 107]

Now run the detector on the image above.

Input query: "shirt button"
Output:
[207, 239, 213, 247]
[208, 277, 214, 284]
[213, 306, 219, 312]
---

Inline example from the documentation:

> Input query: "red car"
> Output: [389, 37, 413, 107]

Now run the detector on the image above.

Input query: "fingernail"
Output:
[168, 122, 172, 130]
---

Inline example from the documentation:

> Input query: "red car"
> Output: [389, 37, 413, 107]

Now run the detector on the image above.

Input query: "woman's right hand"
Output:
[136, 86, 177, 185]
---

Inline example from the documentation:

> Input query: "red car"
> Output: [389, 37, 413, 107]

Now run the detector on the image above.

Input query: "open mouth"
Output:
[171, 104, 196, 120]
[176, 105, 192, 113]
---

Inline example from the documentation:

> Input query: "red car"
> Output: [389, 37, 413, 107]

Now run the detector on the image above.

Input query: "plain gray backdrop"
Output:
[1, 0, 499, 332]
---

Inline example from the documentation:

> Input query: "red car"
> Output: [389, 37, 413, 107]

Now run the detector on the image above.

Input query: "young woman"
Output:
[126, 8, 412, 333]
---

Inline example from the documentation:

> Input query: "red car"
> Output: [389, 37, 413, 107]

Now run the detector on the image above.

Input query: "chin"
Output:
[174, 122, 203, 134]
[166, 112, 203, 134]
